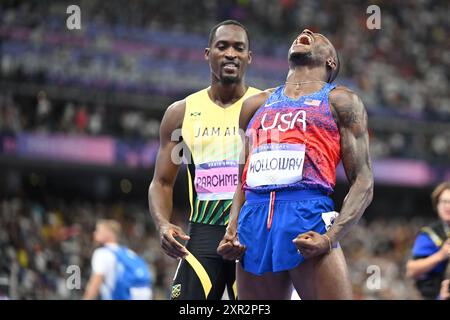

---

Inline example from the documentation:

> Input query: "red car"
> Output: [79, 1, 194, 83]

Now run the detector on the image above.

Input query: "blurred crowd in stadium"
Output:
[0, 197, 181, 299]
[1, 90, 448, 165]
[1, 0, 448, 119]
[0, 0, 448, 300]
[1, 0, 448, 163]
[0, 197, 425, 299]
[0, 92, 160, 139]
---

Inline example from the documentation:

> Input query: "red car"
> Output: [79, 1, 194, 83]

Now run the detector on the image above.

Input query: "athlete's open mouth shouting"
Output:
[296, 33, 313, 46]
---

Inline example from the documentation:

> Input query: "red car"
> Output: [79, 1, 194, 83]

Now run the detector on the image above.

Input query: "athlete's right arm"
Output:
[218, 90, 271, 260]
[148, 100, 190, 259]
[83, 273, 103, 300]
[406, 239, 450, 279]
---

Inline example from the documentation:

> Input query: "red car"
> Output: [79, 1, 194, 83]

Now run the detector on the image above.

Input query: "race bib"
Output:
[246, 143, 305, 187]
[194, 160, 238, 200]
[321, 211, 339, 231]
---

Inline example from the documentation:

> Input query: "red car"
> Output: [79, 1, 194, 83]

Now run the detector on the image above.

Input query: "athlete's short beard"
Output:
[289, 51, 314, 66]
[221, 75, 240, 85]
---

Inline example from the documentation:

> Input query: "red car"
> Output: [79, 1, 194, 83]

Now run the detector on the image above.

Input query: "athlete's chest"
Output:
[250, 98, 336, 134]
[186, 108, 241, 139]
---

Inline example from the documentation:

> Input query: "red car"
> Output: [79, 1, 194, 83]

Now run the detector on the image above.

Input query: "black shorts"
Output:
[170, 222, 237, 300]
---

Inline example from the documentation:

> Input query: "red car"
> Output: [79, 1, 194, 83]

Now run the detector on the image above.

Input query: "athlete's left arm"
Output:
[327, 87, 374, 245]
[83, 273, 103, 300]
[294, 87, 373, 258]
[217, 90, 271, 260]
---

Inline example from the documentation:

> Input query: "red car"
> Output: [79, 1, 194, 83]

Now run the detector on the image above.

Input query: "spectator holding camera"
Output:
[406, 182, 450, 299]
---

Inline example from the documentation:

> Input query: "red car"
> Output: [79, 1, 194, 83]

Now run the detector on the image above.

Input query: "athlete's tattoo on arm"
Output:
[339, 101, 367, 182]
[326, 89, 374, 245]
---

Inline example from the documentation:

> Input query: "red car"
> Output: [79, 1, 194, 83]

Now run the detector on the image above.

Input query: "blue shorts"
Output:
[237, 189, 338, 275]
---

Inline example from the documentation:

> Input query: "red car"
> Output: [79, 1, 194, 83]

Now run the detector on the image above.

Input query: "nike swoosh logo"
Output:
[264, 100, 283, 108]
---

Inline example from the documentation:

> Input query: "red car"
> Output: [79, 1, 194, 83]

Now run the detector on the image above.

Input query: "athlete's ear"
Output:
[204, 48, 210, 61]
[326, 57, 337, 70]
[247, 50, 253, 64]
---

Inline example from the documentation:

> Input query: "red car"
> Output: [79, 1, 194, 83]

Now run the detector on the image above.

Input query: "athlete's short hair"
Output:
[208, 20, 250, 49]
[431, 181, 450, 211]
[97, 219, 121, 238]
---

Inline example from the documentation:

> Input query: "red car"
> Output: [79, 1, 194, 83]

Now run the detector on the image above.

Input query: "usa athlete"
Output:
[218, 29, 374, 299]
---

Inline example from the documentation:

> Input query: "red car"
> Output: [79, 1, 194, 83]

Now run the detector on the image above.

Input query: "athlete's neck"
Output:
[284, 66, 328, 99]
[103, 241, 118, 246]
[208, 81, 248, 108]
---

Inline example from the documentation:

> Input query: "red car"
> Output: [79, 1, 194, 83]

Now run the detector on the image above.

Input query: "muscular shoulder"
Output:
[162, 99, 186, 131]
[329, 86, 366, 129]
[329, 86, 362, 111]
[159, 99, 186, 141]
[92, 247, 116, 274]
[244, 88, 274, 107]
[239, 89, 273, 129]
[92, 247, 115, 259]
[412, 232, 439, 257]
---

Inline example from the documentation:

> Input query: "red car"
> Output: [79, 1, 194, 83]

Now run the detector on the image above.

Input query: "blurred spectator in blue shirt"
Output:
[406, 182, 450, 299]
